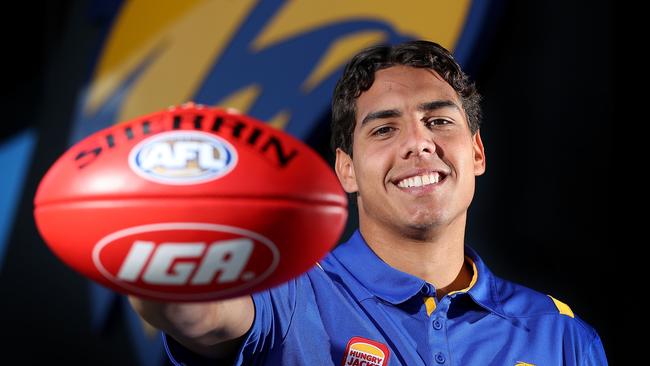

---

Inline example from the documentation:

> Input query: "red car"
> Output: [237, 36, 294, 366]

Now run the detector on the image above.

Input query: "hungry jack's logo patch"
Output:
[342, 336, 390, 366]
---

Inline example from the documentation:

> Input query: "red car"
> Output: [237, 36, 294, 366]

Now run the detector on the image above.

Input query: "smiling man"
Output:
[334, 62, 484, 297]
[129, 40, 608, 365]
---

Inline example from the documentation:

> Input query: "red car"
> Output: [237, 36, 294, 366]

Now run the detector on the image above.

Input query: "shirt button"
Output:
[435, 352, 446, 364]
[433, 319, 443, 330]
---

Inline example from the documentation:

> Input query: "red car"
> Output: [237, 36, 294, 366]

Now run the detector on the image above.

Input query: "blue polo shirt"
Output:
[164, 229, 608, 365]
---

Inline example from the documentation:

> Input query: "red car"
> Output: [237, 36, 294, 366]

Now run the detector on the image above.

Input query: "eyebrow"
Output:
[360, 109, 401, 126]
[418, 100, 460, 113]
[360, 100, 460, 127]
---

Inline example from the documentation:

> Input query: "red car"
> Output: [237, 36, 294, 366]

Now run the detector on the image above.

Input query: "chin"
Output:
[406, 212, 444, 228]
[408, 209, 446, 226]
[410, 219, 445, 232]
[402, 210, 452, 232]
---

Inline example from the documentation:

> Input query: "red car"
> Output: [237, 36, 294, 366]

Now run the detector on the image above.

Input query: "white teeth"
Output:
[397, 172, 442, 188]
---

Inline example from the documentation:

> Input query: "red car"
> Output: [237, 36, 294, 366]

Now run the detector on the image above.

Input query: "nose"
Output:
[400, 121, 436, 159]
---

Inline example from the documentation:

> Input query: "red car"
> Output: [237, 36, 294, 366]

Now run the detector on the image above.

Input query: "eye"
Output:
[372, 126, 395, 137]
[425, 118, 452, 128]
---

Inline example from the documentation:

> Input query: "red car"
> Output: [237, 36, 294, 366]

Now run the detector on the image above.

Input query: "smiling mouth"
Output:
[396, 172, 447, 188]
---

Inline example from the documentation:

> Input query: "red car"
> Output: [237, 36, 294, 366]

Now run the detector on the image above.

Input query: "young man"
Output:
[129, 40, 608, 365]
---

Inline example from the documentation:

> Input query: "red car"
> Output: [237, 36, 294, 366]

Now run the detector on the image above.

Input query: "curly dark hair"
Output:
[330, 40, 482, 157]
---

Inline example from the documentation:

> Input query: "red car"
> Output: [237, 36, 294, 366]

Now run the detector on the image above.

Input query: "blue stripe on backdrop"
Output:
[454, 0, 497, 67]
[0, 129, 37, 271]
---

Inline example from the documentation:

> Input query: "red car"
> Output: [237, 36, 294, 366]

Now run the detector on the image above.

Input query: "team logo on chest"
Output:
[342, 336, 390, 366]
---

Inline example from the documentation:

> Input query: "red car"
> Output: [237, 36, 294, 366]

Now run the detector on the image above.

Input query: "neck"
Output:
[359, 213, 472, 300]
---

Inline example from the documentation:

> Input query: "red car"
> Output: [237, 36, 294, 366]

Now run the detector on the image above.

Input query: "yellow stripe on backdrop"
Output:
[251, 0, 468, 51]
[86, 0, 258, 120]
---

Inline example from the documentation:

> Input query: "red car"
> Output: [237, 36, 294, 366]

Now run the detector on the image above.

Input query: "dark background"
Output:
[0, 0, 614, 364]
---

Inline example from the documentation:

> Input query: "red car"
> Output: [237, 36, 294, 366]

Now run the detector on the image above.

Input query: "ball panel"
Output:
[34, 107, 346, 207]
[35, 197, 347, 301]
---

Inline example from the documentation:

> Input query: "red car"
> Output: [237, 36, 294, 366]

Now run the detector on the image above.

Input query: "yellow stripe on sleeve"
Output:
[548, 295, 575, 318]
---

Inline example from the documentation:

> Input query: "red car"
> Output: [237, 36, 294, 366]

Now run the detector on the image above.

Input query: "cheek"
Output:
[447, 137, 475, 167]
[454, 146, 478, 193]
[354, 148, 391, 192]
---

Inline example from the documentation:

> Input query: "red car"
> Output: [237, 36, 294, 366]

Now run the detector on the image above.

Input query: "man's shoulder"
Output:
[493, 275, 598, 339]
[495, 276, 569, 317]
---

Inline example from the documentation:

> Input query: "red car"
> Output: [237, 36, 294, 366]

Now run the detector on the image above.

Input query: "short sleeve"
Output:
[233, 279, 298, 365]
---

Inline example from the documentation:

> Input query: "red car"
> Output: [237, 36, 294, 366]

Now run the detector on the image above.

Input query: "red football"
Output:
[34, 103, 348, 302]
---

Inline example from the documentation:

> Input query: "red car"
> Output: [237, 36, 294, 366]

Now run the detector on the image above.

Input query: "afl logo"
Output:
[128, 130, 237, 185]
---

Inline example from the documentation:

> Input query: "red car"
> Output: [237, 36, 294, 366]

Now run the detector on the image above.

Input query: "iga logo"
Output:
[116, 238, 254, 285]
[128, 131, 237, 185]
[92, 223, 279, 301]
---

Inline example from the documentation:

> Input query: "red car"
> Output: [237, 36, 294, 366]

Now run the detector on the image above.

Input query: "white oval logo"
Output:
[128, 131, 237, 185]
[92, 223, 280, 301]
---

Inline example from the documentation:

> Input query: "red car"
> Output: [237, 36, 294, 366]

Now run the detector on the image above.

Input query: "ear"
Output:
[335, 148, 359, 193]
[472, 131, 486, 176]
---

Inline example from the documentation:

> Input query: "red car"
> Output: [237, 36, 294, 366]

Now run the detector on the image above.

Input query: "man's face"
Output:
[335, 65, 486, 238]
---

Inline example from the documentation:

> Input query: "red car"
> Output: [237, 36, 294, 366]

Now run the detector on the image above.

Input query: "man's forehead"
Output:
[355, 66, 461, 121]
